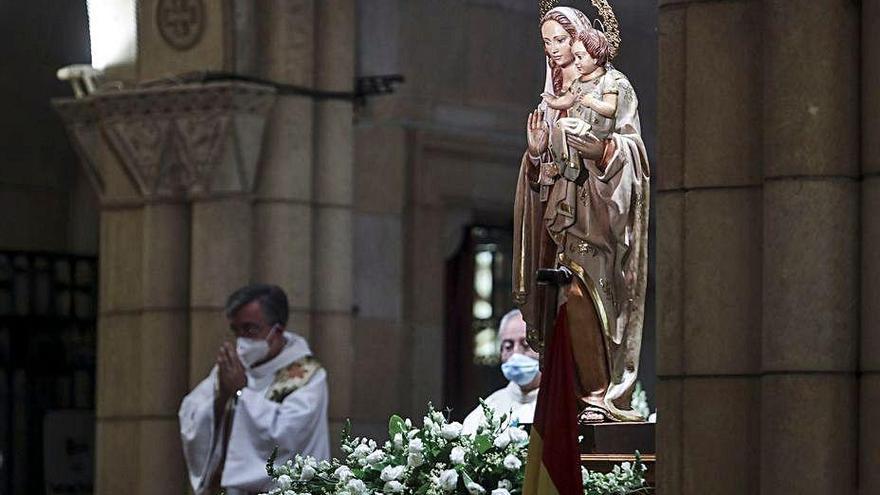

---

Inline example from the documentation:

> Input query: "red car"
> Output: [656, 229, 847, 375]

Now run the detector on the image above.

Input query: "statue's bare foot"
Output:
[578, 406, 610, 424]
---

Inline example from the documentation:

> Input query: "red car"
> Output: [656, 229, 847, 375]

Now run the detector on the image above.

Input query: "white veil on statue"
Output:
[539, 6, 593, 127]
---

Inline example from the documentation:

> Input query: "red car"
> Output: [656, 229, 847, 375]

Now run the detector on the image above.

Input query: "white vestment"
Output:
[462, 381, 539, 435]
[179, 331, 330, 495]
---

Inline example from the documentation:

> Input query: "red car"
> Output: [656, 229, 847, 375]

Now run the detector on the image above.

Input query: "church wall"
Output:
[352, 0, 549, 434]
[862, 2, 880, 494]
[657, 1, 763, 492]
[760, 1, 860, 494]
[0, 0, 97, 254]
[657, 0, 864, 493]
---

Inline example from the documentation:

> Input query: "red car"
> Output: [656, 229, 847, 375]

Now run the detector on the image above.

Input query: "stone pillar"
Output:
[761, 2, 860, 494]
[861, 1, 880, 494]
[655, 4, 685, 492]
[189, 197, 255, 381]
[656, 1, 762, 493]
[55, 82, 275, 495]
[252, 0, 316, 339]
[310, 0, 357, 446]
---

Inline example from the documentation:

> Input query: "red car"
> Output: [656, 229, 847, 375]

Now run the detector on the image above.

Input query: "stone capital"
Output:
[54, 81, 276, 203]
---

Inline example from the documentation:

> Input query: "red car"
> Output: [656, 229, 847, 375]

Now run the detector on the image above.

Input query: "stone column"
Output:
[655, 4, 685, 492]
[861, 1, 880, 493]
[252, 0, 316, 339]
[310, 0, 357, 446]
[189, 196, 255, 381]
[55, 82, 275, 495]
[761, 1, 860, 494]
[656, 1, 763, 493]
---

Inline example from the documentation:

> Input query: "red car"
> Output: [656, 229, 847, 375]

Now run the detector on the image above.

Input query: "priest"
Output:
[179, 284, 330, 495]
[462, 309, 542, 435]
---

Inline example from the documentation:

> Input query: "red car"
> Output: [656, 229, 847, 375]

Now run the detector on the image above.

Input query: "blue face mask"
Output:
[501, 353, 540, 386]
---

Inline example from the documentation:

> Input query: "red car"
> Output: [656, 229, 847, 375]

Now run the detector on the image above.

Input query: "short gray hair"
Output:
[225, 284, 289, 327]
[498, 309, 523, 337]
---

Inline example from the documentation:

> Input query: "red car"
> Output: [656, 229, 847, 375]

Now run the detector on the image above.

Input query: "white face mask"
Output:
[236, 325, 278, 368]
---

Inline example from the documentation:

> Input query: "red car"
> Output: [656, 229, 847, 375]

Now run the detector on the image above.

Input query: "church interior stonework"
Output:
[0, 1, 875, 494]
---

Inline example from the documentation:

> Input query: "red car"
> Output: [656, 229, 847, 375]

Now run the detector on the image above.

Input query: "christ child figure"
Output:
[542, 28, 618, 142]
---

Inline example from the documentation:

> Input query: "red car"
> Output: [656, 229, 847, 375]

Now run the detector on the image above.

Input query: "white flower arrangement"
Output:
[262, 403, 649, 495]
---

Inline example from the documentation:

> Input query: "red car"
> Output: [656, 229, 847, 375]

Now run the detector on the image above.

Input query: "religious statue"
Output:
[513, 0, 649, 423]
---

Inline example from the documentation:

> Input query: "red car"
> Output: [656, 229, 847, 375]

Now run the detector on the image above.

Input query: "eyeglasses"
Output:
[229, 323, 268, 338]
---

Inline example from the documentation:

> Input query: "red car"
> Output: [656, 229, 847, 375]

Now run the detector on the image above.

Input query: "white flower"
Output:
[407, 452, 425, 468]
[299, 465, 316, 481]
[353, 443, 373, 459]
[621, 461, 632, 471]
[491, 489, 511, 495]
[347, 479, 368, 494]
[405, 418, 412, 428]
[318, 460, 331, 470]
[497, 479, 512, 490]
[276, 474, 293, 490]
[581, 466, 591, 484]
[408, 438, 424, 453]
[334, 466, 353, 481]
[423, 417, 442, 435]
[383, 480, 404, 493]
[493, 432, 511, 449]
[507, 427, 528, 444]
[283, 490, 296, 495]
[393, 433, 404, 447]
[365, 450, 385, 465]
[380, 465, 406, 482]
[502, 454, 522, 470]
[437, 469, 459, 491]
[449, 446, 466, 465]
[440, 421, 463, 440]
[466, 481, 486, 494]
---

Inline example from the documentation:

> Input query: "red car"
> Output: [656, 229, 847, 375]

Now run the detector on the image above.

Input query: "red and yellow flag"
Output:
[523, 306, 581, 495]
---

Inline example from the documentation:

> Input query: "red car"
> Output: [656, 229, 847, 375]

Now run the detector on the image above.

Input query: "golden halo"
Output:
[539, 0, 621, 60]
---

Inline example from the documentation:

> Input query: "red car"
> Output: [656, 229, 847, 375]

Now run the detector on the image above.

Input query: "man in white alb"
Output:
[462, 309, 542, 435]
[179, 284, 330, 495]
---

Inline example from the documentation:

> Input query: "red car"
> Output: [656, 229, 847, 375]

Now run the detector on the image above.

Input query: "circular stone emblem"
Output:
[156, 0, 205, 51]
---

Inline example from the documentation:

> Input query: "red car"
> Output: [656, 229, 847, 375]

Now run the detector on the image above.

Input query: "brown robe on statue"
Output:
[513, 68, 649, 422]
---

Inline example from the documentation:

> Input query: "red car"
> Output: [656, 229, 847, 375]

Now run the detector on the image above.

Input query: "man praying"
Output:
[179, 284, 330, 495]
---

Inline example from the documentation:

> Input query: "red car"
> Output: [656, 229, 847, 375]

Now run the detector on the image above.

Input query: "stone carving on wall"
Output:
[156, 0, 205, 50]
[54, 82, 276, 201]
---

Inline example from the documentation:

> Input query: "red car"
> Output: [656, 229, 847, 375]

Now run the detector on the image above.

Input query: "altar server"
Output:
[179, 284, 330, 495]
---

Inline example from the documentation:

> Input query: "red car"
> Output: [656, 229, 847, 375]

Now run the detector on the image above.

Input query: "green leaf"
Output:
[474, 434, 493, 454]
[342, 418, 352, 442]
[265, 445, 278, 476]
[415, 482, 431, 495]
[389, 414, 407, 437]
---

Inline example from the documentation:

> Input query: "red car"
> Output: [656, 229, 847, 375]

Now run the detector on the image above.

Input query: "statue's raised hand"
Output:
[526, 110, 549, 157]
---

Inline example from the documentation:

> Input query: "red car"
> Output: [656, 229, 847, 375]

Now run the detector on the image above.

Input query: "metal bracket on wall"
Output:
[138, 71, 405, 107]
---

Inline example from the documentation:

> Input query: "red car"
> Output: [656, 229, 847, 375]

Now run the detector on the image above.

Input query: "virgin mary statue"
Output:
[513, 4, 649, 422]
